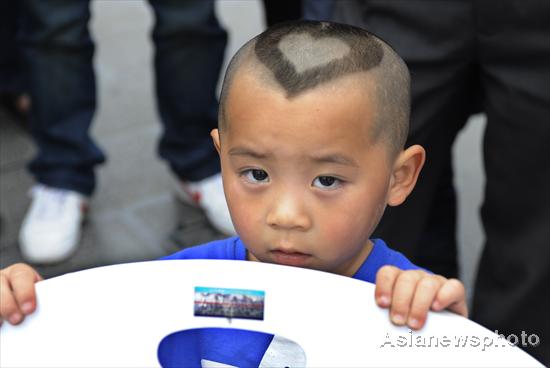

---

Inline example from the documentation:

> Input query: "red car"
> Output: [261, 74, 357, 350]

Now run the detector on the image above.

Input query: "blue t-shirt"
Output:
[157, 237, 419, 367]
[162, 236, 418, 283]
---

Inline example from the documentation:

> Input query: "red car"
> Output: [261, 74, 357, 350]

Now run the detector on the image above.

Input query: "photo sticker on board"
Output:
[194, 286, 265, 320]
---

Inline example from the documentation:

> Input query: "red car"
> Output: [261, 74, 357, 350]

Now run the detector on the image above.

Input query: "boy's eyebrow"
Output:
[229, 147, 358, 167]
[309, 154, 359, 167]
[228, 147, 269, 159]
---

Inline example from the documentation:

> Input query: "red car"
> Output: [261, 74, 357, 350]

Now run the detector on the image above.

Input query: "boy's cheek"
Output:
[322, 205, 370, 235]
[226, 186, 264, 237]
[318, 215, 359, 248]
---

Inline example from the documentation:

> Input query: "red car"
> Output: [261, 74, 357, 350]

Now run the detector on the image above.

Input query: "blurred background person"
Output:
[0, 1, 30, 122]
[18, 0, 233, 264]
[325, 0, 549, 363]
[262, 0, 302, 26]
[1, 0, 30, 238]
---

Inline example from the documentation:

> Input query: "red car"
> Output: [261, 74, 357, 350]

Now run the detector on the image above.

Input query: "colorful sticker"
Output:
[194, 286, 265, 320]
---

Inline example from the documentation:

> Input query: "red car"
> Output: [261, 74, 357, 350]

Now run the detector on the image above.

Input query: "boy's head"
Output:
[212, 21, 425, 277]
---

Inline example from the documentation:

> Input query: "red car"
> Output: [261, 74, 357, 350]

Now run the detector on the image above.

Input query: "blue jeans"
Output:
[21, 0, 227, 195]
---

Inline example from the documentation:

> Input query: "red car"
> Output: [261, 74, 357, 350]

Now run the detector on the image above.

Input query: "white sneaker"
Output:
[19, 184, 88, 264]
[176, 173, 236, 236]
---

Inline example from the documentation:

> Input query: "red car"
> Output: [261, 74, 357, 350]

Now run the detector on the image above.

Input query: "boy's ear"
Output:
[387, 144, 425, 207]
[211, 129, 221, 155]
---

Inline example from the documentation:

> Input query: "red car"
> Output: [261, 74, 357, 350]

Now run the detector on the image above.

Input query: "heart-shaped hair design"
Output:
[255, 21, 383, 97]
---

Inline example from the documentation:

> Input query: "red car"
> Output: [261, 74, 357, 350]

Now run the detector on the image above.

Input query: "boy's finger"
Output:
[375, 266, 400, 307]
[432, 278, 468, 317]
[390, 271, 423, 325]
[407, 276, 442, 330]
[8, 264, 41, 315]
[0, 274, 23, 325]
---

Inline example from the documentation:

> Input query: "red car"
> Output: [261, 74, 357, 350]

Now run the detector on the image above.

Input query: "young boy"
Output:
[1, 20, 466, 339]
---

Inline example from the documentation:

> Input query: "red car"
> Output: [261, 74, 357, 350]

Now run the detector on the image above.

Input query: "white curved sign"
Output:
[0, 260, 542, 367]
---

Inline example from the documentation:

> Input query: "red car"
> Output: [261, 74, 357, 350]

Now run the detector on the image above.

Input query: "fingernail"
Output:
[21, 302, 33, 314]
[408, 318, 420, 329]
[432, 301, 441, 310]
[378, 295, 390, 306]
[392, 314, 405, 325]
[9, 313, 22, 324]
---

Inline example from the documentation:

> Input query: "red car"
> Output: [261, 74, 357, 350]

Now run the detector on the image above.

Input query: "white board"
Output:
[0, 260, 542, 367]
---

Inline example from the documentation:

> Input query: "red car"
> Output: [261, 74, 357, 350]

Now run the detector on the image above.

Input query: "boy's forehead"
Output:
[225, 66, 376, 124]
[223, 70, 379, 155]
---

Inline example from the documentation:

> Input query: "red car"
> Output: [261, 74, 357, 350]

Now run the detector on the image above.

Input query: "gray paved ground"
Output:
[0, 1, 485, 301]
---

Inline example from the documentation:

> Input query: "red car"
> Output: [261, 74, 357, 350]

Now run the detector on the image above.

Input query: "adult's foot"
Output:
[19, 184, 88, 264]
[177, 173, 236, 236]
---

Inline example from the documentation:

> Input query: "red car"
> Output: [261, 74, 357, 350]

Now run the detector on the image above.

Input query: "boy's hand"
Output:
[375, 266, 468, 330]
[0, 263, 43, 326]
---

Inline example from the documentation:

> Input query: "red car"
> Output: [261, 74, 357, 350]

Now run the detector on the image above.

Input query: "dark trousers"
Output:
[262, 0, 302, 26]
[21, 0, 226, 195]
[333, 0, 550, 363]
[0, 1, 26, 94]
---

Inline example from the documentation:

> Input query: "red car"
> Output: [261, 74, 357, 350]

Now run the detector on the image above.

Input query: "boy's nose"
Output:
[266, 194, 311, 231]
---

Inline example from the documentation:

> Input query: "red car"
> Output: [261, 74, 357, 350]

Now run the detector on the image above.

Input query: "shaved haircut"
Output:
[219, 20, 410, 156]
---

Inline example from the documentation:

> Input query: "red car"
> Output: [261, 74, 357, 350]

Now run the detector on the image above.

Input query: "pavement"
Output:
[0, 1, 485, 301]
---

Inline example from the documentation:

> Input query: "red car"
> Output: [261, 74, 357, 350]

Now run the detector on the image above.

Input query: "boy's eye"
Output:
[243, 169, 269, 183]
[312, 175, 342, 190]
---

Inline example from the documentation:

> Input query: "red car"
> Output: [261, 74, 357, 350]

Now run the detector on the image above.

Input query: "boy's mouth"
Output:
[270, 249, 312, 267]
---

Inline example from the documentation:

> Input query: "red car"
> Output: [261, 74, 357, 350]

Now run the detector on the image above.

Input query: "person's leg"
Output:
[332, 0, 477, 278]
[262, 0, 302, 27]
[148, 0, 235, 236]
[473, 1, 550, 363]
[302, 0, 335, 21]
[0, 1, 30, 121]
[21, 0, 103, 196]
[18, 0, 101, 263]
[410, 162, 459, 277]
[0, 1, 25, 94]
[148, 0, 225, 183]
